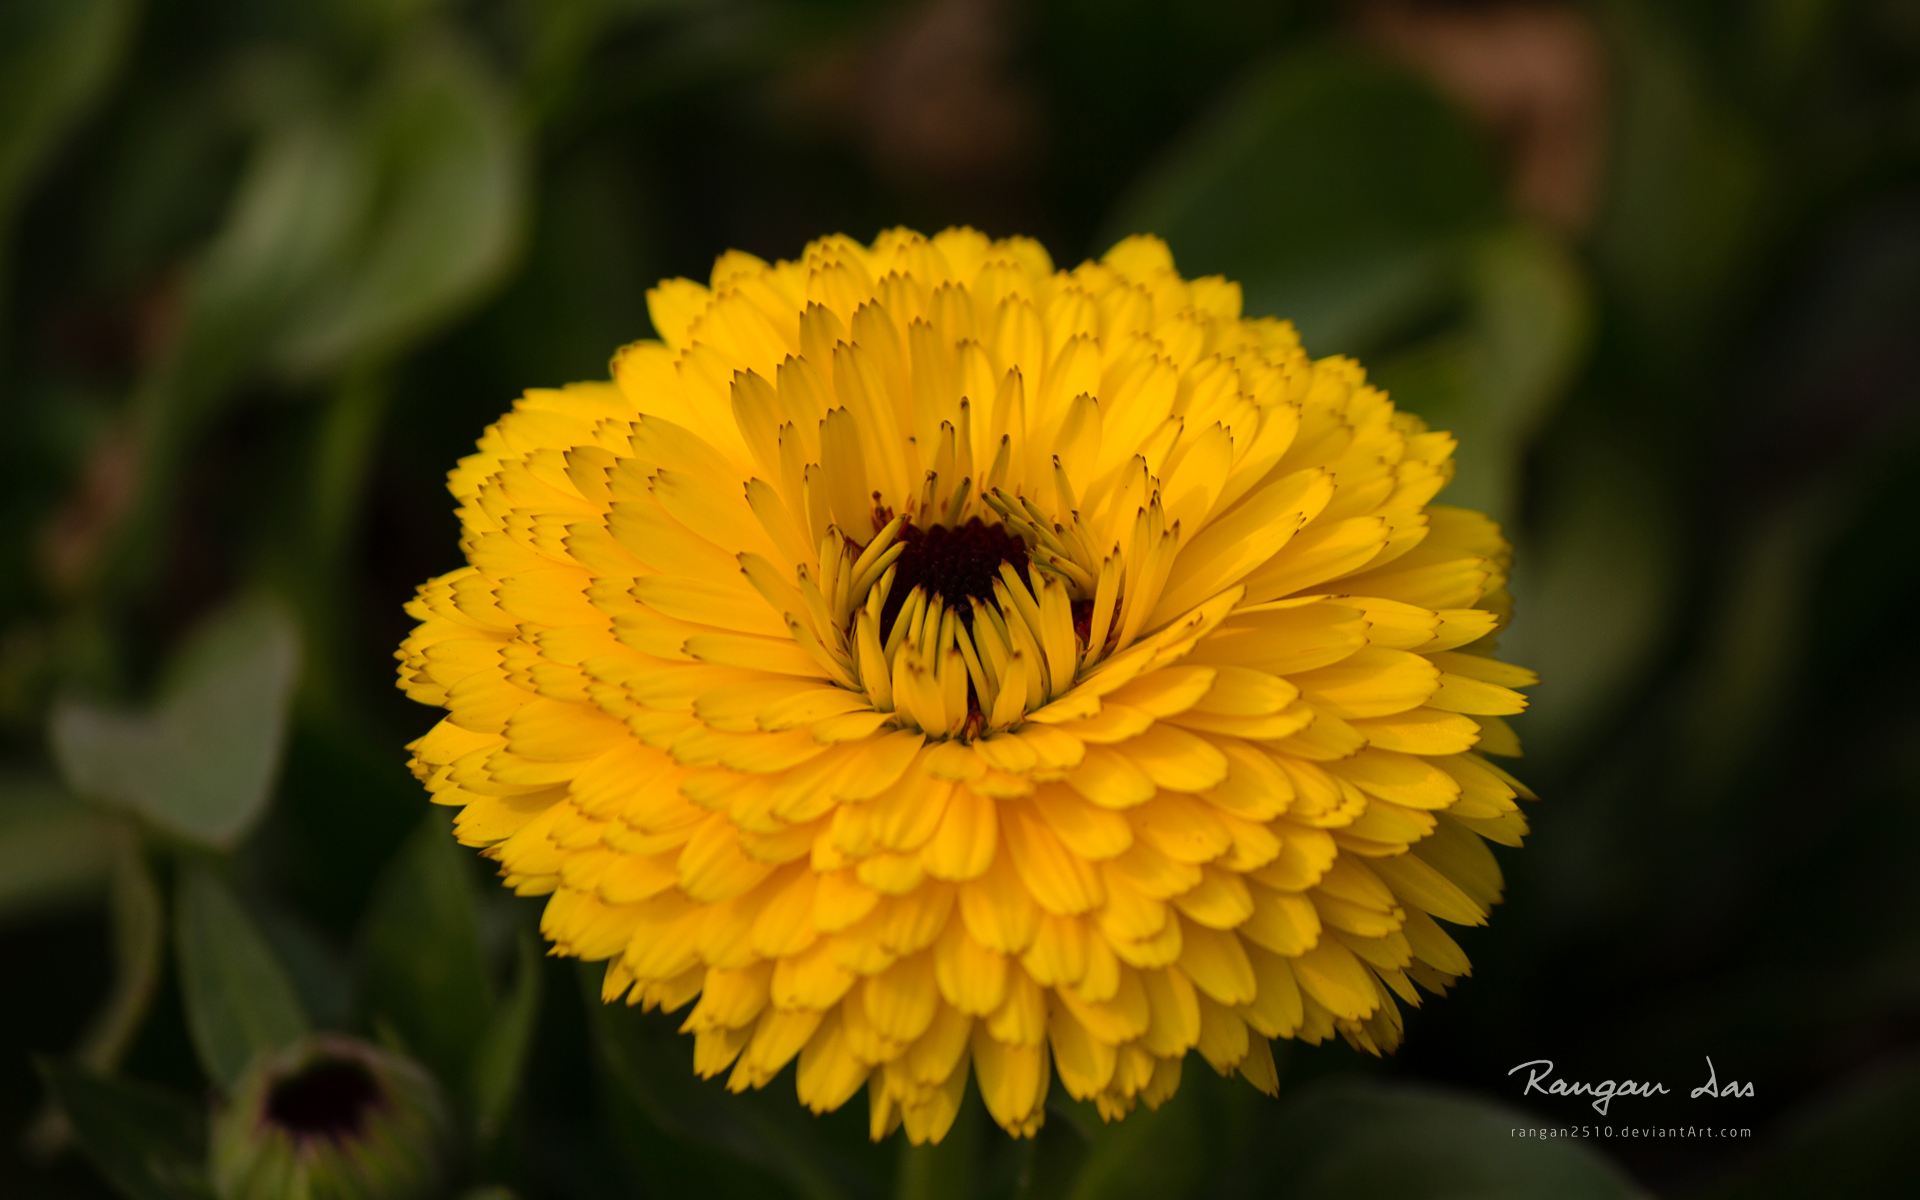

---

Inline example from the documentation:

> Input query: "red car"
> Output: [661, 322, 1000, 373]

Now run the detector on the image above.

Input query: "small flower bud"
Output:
[211, 1034, 450, 1200]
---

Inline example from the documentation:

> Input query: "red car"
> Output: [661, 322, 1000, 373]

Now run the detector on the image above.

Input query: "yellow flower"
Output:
[397, 227, 1537, 1143]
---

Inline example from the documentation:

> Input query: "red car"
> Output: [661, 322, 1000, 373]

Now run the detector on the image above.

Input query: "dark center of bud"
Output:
[880, 517, 1029, 641]
[265, 1058, 383, 1141]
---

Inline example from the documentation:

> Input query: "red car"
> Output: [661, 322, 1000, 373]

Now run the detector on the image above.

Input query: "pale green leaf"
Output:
[50, 595, 301, 849]
[269, 32, 526, 376]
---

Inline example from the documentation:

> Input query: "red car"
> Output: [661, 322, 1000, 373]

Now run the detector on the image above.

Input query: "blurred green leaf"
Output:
[0, 0, 138, 224]
[471, 930, 544, 1139]
[1055, 1091, 1205, 1200]
[1701, 1052, 1920, 1200]
[590, 968, 888, 1200]
[269, 32, 525, 377]
[1596, 2, 1771, 348]
[37, 1060, 212, 1200]
[1501, 435, 1679, 762]
[1678, 484, 1853, 799]
[95, 97, 368, 594]
[155, 110, 370, 416]
[252, 903, 355, 1030]
[1109, 50, 1502, 354]
[1375, 225, 1591, 521]
[175, 867, 310, 1090]
[335, 0, 454, 46]
[50, 595, 301, 848]
[99, 31, 523, 597]
[360, 809, 495, 1090]
[0, 773, 114, 918]
[1465, 227, 1590, 427]
[309, 364, 392, 569]
[1258, 1077, 1642, 1200]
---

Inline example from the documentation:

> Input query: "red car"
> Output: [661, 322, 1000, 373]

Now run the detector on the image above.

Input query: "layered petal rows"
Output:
[397, 228, 1537, 1143]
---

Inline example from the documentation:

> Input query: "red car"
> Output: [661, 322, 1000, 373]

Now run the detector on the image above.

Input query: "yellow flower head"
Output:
[398, 227, 1537, 1143]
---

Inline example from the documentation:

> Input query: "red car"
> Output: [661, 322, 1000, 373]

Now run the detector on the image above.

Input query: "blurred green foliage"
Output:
[3, 0, 1920, 1198]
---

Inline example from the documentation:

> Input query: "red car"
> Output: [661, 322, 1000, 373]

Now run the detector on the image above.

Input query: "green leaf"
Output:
[1676, 483, 1853, 798]
[0, 0, 138, 224]
[252, 903, 355, 1030]
[1500, 434, 1679, 762]
[1463, 228, 1590, 451]
[1256, 1077, 1642, 1200]
[174, 867, 309, 1089]
[0, 773, 114, 918]
[96, 106, 371, 595]
[1108, 50, 1502, 354]
[269, 32, 525, 377]
[1056, 1091, 1205, 1200]
[50, 595, 301, 849]
[471, 931, 544, 1139]
[99, 32, 523, 596]
[1595, 2, 1771, 349]
[359, 809, 494, 1090]
[135, 94, 370, 437]
[1372, 225, 1591, 522]
[37, 1060, 213, 1200]
[588, 966, 890, 1200]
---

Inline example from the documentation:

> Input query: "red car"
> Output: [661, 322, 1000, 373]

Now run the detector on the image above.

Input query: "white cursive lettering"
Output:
[1691, 1057, 1755, 1099]
[1509, 1059, 1671, 1116]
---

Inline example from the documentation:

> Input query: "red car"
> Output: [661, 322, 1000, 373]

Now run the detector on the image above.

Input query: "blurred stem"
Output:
[292, 358, 393, 725]
[79, 825, 163, 1071]
[1012, 1100, 1094, 1200]
[312, 360, 391, 566]
[0, 244, 13, 401]
[24, 821, 162, 1158]
[895, 1090, 981, 1200]
[100, 360, 231, 607]
[1676, 483, 1852, 803]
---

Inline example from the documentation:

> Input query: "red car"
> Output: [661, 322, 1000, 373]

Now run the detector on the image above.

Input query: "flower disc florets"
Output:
[398, 228, 1539, 1143]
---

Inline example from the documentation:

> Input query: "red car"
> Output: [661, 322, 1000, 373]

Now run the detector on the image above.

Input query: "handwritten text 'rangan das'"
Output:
[1509, 1058, 1755, 1116]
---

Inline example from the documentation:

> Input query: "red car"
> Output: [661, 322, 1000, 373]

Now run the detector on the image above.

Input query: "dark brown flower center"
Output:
[880, 517, 1029, 641]
[265, 1059, 383, 1141]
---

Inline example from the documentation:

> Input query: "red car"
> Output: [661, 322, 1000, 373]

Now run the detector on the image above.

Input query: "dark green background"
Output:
[4, 1, 1919, 1197]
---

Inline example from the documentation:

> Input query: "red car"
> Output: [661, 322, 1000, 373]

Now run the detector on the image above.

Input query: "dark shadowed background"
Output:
[4, 1, 1919, 1198]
